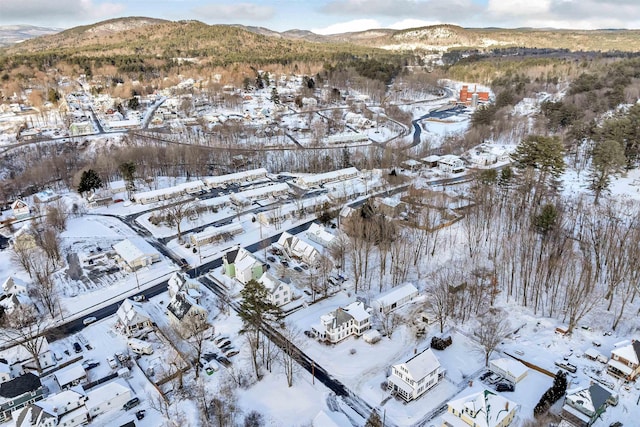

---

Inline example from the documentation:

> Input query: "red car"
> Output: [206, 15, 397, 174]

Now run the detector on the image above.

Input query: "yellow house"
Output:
[441, 389, 518, 427]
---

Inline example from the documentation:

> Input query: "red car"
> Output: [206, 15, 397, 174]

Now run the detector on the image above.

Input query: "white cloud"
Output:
[487, 0, 551, 17]
[0, 0, 125, 25]
[192, 3, 274, 21]
[311, 19, 381, 35]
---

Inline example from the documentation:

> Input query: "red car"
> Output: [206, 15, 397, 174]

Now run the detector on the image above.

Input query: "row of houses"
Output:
[294, 167, 359, 189]
[190, 222, 244, 248]
[132, 180, 206, 205]
[131, 168, 270, 205]
[15, 380, 133, 427]
[256, 197, 328, 227]
[229, 182, 290, 207]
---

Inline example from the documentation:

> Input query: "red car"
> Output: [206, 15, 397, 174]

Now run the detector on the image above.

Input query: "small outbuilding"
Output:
[489, 357, 529, 384]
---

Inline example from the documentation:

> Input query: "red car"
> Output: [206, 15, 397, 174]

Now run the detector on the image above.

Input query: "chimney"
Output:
[505, 402, 509, 411]
[414, 348, 417, 355]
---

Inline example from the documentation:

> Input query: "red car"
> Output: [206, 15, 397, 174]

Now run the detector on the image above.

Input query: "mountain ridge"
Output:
[2, 17, 640, 59]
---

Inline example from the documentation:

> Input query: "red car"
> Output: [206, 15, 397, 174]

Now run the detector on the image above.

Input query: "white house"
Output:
[112, 239, 160, 271]
[54, 364, 87, 390]
[387, 348, 443, 402]
[277, 231, 320, 265]
[166, 292, 208, 338]
[441, 389, 519, 427]
[489, 358, 529, 384]
[15, 381, 133, 427]
[607, 339, 640, 381]
[11, 200, 30, 220]
[15, 390, 88, 427]
[312, 301, 371, 343]
[167, 272, 201, 300]
[561, 383, 612, 427]
[0, 276, 30, 313]
[85, 381, 132, 418]
[0, 363, 11, 385]
[438, 155, 465, 174]
[306, 223, 336, 248]
[116, 299, 154, 337]
[372, 283, 419, 314]
[11, 337, 56, 374]
[258, 272, 291, 307]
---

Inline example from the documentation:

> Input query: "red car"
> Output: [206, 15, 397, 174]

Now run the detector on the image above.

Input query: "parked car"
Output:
[280, 260, 289, 267]
[216, 339, 231, 349]
[107, 356, 118, 369]
[267, 256, 276, 262]
[304, 330, 314, 338]
[123, 397, 140, 410]
[496, 382, 515, 392]
[82, 360, 100, 370]
[293, 266, 303, 272]
[133, 295, 145, 302]
[73, 342, 82, 353]
[224, 349, 239, 358]
[479, 371, 491, 381]
[300, 264, 309, 270]
[555, 360, 578, 373]
[486, 373, 501, 384]
[214, 336, 230, 345]
[220, 343, 234, 353]
[135, 410, 146, 420]
[215, 355, 231, 366]
[82, 316, 97, 326]
[203, 353, 217, 362]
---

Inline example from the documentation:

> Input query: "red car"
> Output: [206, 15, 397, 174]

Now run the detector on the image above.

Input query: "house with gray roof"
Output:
[0, 373, 44, 422]
[561, 383, 613, 427]
[166, 291, 208, 337]
[311, 301, 371, 343]
[116, 299, 154, 337]
[387, 348, 444, 402]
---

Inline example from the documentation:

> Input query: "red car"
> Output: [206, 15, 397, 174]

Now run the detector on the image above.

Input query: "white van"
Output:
[127, 338, 153, 355]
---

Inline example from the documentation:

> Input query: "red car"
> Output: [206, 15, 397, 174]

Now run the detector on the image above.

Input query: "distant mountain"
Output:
[2, 17, 640, 61]
[0, 25, 61, 47]
[231, 23, 640, 52]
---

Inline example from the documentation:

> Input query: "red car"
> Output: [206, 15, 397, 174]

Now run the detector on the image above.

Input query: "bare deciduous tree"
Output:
[280, 322, 302, 387]
[162, 199, 201, 244]
[0, 305, 51, 373]
[182, 315, 211, 379]
[474, 311, 510, 367]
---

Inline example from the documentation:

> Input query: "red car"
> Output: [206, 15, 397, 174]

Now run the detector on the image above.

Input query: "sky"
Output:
[1, 0, 640, 34]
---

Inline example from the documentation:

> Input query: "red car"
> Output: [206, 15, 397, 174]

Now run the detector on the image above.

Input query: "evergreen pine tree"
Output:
[77, 169, 103, 195]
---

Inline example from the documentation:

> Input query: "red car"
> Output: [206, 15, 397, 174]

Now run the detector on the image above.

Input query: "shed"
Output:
[112, 239, 159, 271]
[54, 364, 87, 390]
[372, 283, 419, 314]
